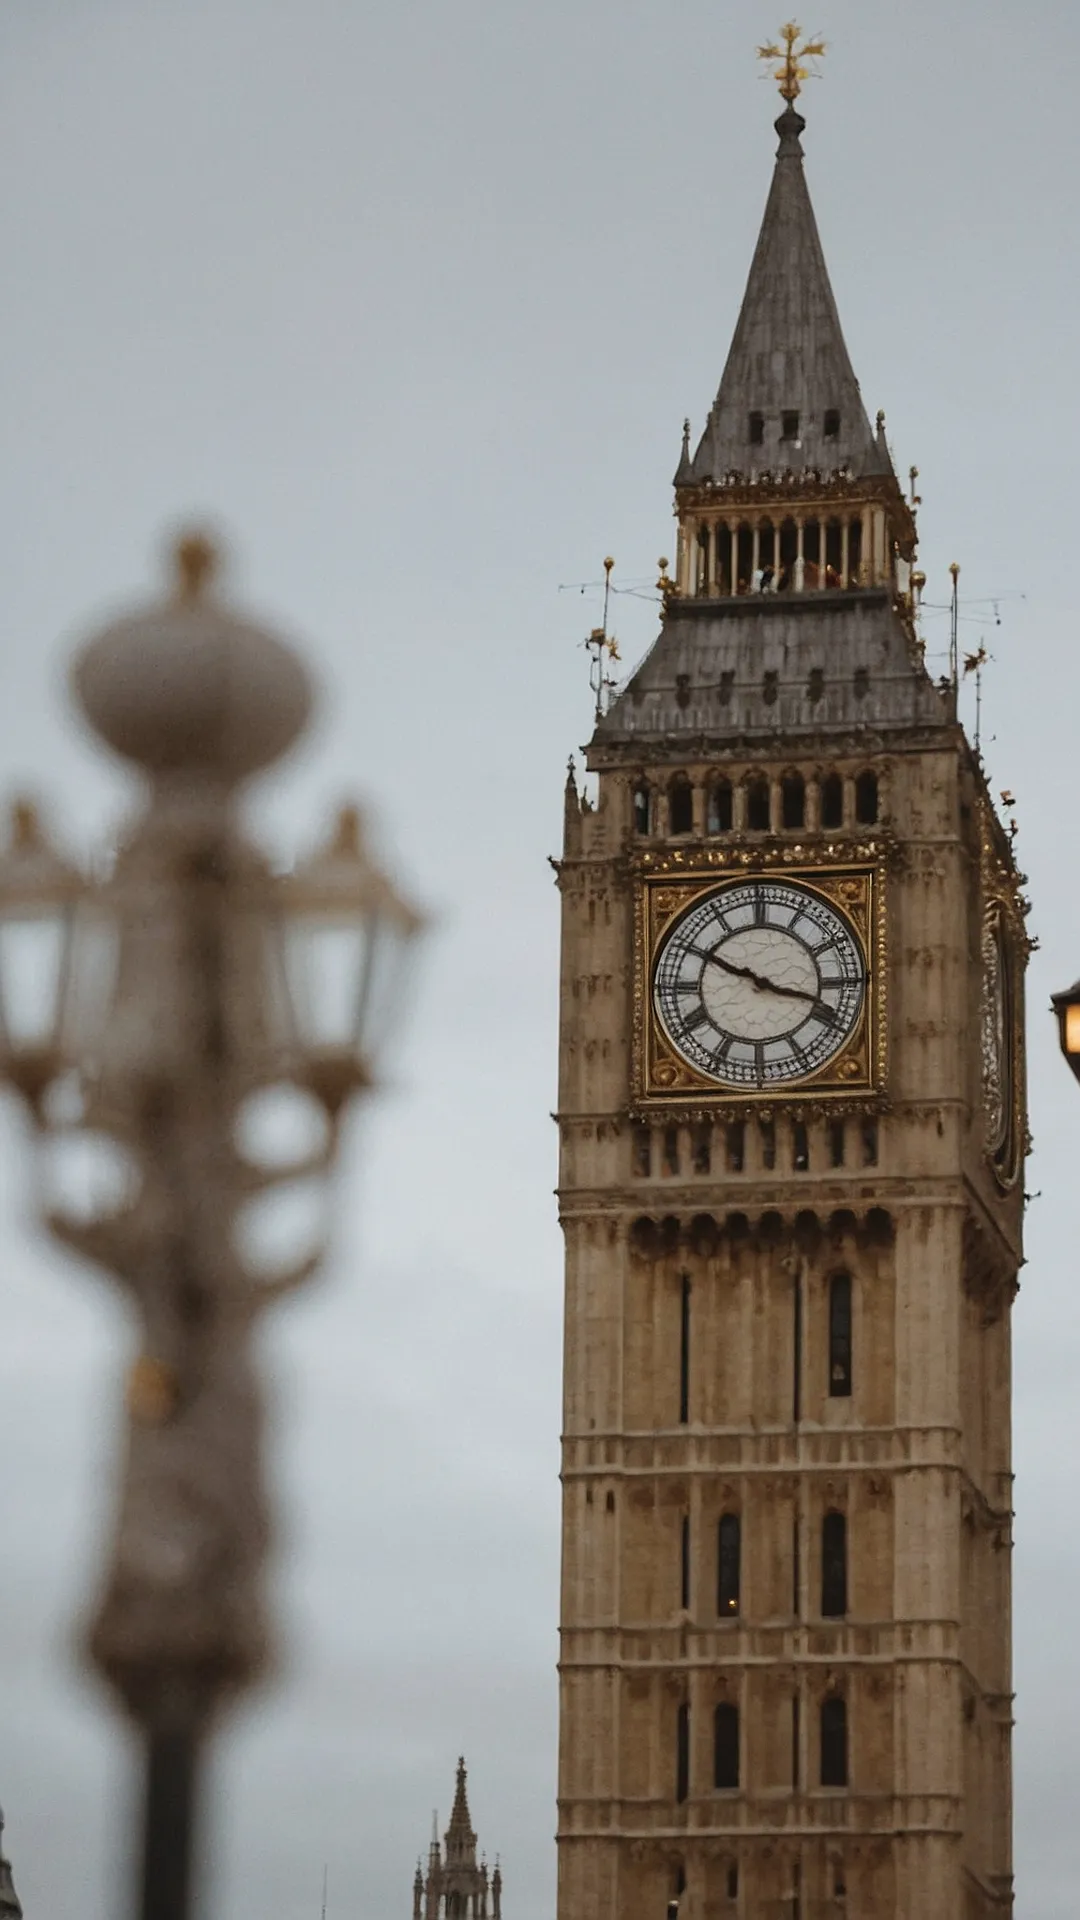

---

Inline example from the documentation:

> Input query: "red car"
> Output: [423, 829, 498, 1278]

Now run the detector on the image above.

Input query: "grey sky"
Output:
[0, 1, 1076, 1914]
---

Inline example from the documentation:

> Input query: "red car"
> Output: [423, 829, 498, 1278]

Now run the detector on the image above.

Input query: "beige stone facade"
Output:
[554, 99, 1025, 1920]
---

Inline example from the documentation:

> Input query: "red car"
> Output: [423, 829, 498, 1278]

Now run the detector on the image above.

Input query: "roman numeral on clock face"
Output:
[682, 1003, 712, 1034]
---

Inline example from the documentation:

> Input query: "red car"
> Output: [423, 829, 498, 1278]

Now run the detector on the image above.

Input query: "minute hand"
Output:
[701, 949, 817, 1003]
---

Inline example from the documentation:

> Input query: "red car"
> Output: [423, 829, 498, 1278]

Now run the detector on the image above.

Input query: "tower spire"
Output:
[688, 81, 886, 487]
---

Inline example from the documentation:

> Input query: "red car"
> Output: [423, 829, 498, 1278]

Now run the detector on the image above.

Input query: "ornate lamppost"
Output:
[1051, 977, 1080, 1086]
[0, 534, 422, 1920]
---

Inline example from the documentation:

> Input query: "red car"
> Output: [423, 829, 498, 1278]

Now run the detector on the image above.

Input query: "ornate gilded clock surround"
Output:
[631, 842, 888, 1117]
[978, 798, 1029, 1192]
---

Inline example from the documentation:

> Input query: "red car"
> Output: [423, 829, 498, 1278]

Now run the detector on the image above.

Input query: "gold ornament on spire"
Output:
[756, 21, 827, 102]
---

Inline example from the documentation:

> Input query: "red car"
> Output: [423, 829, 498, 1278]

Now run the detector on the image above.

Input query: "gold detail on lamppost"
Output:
[756, 21, 827, 102]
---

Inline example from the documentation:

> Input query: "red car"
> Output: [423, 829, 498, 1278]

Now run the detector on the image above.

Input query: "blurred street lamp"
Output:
[0, 533, 422, 1920]
[1051, 977, 1080, 1087]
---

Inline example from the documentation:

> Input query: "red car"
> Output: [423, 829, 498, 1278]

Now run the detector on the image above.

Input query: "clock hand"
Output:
[698, 949, 818, 1003]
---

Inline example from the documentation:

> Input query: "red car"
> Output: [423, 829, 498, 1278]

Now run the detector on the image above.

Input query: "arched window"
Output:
[714, 1702, 740, 1789]
[825, 517, 843, 586]
[676, 1701, 690, 1802]
[758, 518, 777, 589]
[669, 776, 694, 836]
[746, 777, 770, 832]
[707, 780, 733, 834]
[829, 1274, 853, 1397]
[855, 770, 879, 825]
[781, 773, 805, 829]
[718, 1513, 741, 1616]
[633, 782, 651, 835]
[803, 517, 822, 588]
[779, 517, 798, 588]
[726, 1864, 739, 1899]
[736, 524, 754, 594]
[821, 1510, 848, 1617]
[696, 527, 709, 595]
[820, 1695, 848, 1787]
[716, 524, 734, 596]
[821, 772, 844, 829]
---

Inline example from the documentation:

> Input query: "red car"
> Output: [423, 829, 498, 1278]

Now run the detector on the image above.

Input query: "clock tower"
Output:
[555, 60, 1026, 1920]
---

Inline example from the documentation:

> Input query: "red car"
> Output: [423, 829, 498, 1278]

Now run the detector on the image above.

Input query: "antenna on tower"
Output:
[321, 1865, 328, 1920]
[949, 562, 961, 698]
[583, 556, 621, 722]
[963, 643, 989, 753]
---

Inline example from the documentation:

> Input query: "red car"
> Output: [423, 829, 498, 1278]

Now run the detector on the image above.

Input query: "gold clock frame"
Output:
[978, 797, 1029, 1193]
[631, 849, 888, 1116]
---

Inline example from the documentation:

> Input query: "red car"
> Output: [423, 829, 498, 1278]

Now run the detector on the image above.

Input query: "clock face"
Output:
[653, 878, 866, 1089]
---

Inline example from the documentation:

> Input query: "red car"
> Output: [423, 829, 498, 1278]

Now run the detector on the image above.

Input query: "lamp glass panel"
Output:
[286, 914, 374, 1051]
[0, 908, 69, 1049]
[359, 915, 414, 1061]
[1065, 1004, 1080, 1055]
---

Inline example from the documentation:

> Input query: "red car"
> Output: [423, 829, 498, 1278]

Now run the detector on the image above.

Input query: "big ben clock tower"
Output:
[554, 31, 1027, 1920]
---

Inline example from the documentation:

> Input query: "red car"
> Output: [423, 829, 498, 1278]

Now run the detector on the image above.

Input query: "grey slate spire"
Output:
[589, 94, 943, 752]
[690, 103, 888, 485]
[0, 1808, 23, 1920]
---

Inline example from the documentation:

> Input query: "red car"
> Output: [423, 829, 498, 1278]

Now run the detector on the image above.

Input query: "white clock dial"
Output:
[653, 879, 866, 1088]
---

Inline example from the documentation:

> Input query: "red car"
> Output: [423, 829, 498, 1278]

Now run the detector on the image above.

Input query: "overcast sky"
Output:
[0, 2, 1077, 1915]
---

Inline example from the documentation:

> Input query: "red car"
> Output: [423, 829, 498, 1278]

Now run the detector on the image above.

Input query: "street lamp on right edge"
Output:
[1051, 977, 1080, 1086]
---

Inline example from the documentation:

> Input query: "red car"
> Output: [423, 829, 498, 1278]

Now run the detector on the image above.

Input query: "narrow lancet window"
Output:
[829, 1274, 853, 1398]
[749, 411, 765, 445]
[821, 1510, 848, 1617]
[821, 772, 843, 828]
[669, 776, 694, 835]
[820, 1696, 848, 1787]
[679, 1274, 691, 1424]
[782, 773, 805, 829]
[681, 1514, 691, 1610]
[708, 780, 733, 834]
[633, 782, 651, 835]
[676, 1702, 690, 1803]
[855, 770, 879, 824]
[718, 1513, 741, 1616]
[714, 1703, 740, 1790]
[747, 778, 770, 831]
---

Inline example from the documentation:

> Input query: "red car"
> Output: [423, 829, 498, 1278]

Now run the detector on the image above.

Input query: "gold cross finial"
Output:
[756, 21, 827, 102]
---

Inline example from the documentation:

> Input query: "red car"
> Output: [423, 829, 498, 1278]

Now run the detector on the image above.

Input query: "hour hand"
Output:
[696, 947, 816, 1002]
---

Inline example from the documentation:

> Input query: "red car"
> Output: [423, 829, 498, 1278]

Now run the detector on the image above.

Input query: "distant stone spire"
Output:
[444, 1757, 477, 1869]
[413, 1761, 501, 1920]
[0, 1809, 23, 1920]
[688, 102, 887, 485]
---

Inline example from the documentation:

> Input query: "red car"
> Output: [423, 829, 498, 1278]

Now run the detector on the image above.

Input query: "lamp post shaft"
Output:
[140, 1727, 201, 1920]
